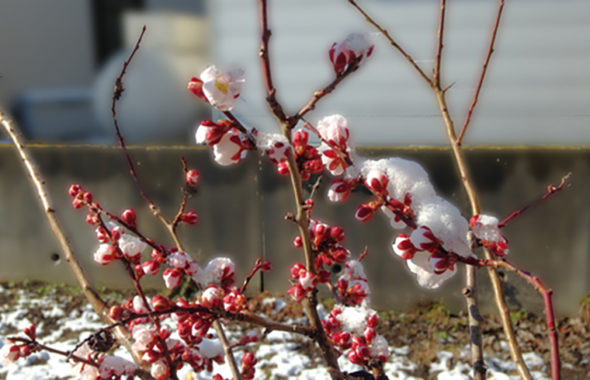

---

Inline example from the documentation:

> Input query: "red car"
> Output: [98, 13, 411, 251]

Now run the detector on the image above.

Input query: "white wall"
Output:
[0, 0, 96, 106]
[210, 0, 590, 145]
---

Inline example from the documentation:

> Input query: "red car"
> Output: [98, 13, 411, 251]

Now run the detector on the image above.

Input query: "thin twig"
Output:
[433, 0, 446, 87]
[457, 0, 505, 145]
[498, 173, 571, 228]
[0, 114, 145, 368]
[292, 58, 361, 125]
[348, 0, 432, 86]
[110, 26, 157, 210]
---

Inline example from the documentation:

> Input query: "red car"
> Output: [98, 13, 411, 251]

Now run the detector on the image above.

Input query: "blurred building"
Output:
[0, 0, 589, 145]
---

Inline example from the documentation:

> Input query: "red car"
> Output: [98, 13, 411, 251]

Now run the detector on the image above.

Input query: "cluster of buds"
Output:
[329, 33, 374, 75]
[240, 351, 257, 380]
[1, 324, 37, 366]
[287, 263, 319, 302]
[68, 184, 93, 210]
[308, 220, 351, 270]
[277, 129, 323, 181]
[317, 115, 354, 176]
[470, 214, 510, 257]
[336, 260, 370, 306]
[323, 306, 388, 367]
[392, 225, 456, 276]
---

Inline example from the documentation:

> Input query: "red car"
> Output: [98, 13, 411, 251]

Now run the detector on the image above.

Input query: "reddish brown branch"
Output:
[8, 337, 155, 379]
[257, 0, 288, 122]
[498, 173, 571, 228]
[433, 0, 447, 87]
[456, 257, 561, 379]
[110, 26, 156, 209]
[348, 0, 432, 86]
[457, 0, 505, 145]
[292, 58, 361, 125]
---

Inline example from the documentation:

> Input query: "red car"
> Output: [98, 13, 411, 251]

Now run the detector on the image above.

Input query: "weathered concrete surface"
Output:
[0, 144, 588, 316]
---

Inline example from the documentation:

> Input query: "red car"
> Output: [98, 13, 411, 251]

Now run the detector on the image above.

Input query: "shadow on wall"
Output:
[0, 145, 587, 316]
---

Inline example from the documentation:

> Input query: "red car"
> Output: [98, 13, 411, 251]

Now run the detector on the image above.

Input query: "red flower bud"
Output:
[121, 208, 136, 228]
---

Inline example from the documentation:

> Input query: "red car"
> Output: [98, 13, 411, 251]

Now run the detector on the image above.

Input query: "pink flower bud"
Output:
[363, 327, 376, 343]
[109, 306, 124, 320]
[187, 77, 206, 100]
[364, 170, 389, 195]
[180, 211, 199, 225]
[142, 259, 160, 276]
[392, 233, 417, 260]
[293, 236, 303, 248]
[195, 120, 230, 146]
[212, 129, 248, 166]
[94, 244, 116, 265]
[327, 179, 352, 202]
[151, 295, 172, 312]
[329, 33, 374, 74]
[200, 285, 224, 309]
[186, 169, 200, 185]
[121, 209, 136, 228]
[163, 268, 182, 289]
[355, 203, 376, 222]
[329, 226, 345, 242]
[68, 184, 82, 197]
[266, 141, 289, 164]
[410, 226, 439, 251]
[429, 251, 452, 275]
[24, 324, 36, 340]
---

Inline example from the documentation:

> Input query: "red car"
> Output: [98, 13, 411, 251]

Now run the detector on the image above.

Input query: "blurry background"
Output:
[0, 0, 589, 315]
[0, 0, 588, 145]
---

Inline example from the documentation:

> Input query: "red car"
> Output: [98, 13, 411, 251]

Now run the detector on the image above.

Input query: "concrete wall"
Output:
[0, 145, 588, 316]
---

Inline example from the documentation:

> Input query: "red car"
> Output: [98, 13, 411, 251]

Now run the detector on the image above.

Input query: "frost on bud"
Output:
[200, 285, 224, 309]
[410, 226, 439, 251]
[150, 359, 169, 380]
[163, 268, 183, 289]
[99, 356, 137, 378]
[212, 129, 249, 166]
[195, 120, 231, 146]
[196, 65, 245, 111]
[180, 211, 199, 225]
[132, 295, 150, 314]
[327, 179, 353, 202]
[121, 209, 137, 228]
[317, 115, 353, 176]
[94, 244, 116, 265]
[329, 33, 374, 74]
[186, 169, 200, 185]
[470, 214, 509, 256]
[392, 233, 416, 260]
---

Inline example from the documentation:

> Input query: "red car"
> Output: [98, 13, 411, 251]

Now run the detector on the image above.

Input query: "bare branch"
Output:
[457, 0, 505, 145]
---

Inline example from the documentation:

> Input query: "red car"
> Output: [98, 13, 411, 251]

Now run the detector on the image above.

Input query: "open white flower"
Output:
[199, 65, 244, 111]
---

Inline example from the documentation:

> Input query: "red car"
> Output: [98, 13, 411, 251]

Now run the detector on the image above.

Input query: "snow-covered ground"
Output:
[0, 286, 553, 379]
